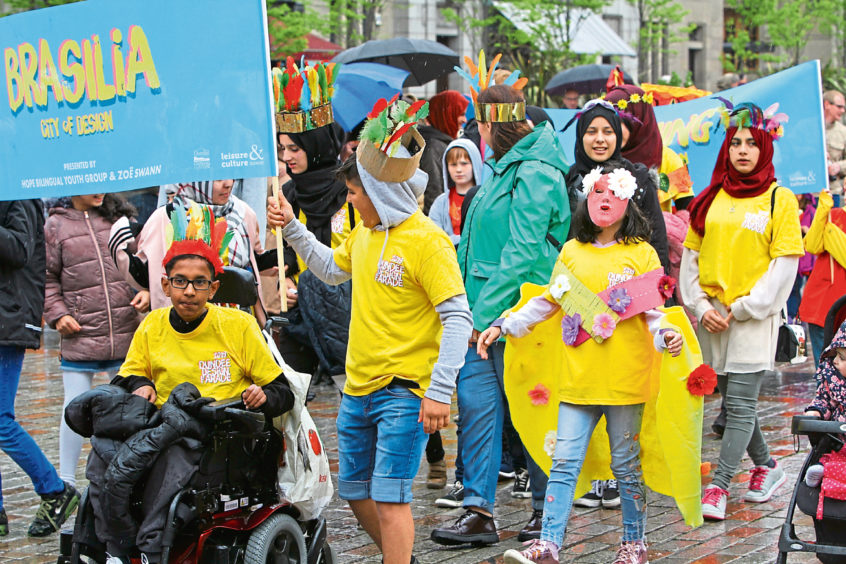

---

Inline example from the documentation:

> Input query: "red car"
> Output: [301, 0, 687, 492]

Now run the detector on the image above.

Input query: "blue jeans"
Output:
[809, 322, 825, 369]
[540, 402, 647, 546]
[457, 343, 549, 513]
[335, 383, 428, 503]
[0, 345, 64, 509]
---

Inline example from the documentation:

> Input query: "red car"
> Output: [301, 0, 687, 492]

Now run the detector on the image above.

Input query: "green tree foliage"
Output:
[723, 0, 777, 74]
[443, 0, 610, 106]
[628, 0, 693, 83]
[767, 0, 839, 67]
[2, 0, 81, 15]
[327, 0, 386, 48]
[266, 1, 328, 60]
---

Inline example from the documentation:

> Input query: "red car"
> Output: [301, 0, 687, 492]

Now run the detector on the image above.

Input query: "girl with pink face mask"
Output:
[478, 163, 683, 564]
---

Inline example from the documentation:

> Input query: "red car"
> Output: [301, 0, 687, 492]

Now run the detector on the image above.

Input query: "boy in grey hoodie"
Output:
[268, 146, 472, 564]
[428, 138, 483, 246]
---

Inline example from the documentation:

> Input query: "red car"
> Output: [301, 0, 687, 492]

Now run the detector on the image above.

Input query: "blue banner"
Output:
[546, 61, 826, 195]
[1, 0, 276, 200]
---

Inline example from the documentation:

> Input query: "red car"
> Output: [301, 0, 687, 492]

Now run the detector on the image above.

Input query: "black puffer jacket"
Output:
[297, 269, 350, 375]
[0, 200, 45, 349]
[66, 383, 212, 548]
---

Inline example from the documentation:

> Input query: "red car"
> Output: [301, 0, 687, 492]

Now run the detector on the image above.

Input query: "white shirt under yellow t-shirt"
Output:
[683, 182, 804, 306]
[119, 304, 279, 407]
[332, 210, 465, 398]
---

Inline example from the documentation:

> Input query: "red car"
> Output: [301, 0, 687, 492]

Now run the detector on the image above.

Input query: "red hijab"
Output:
[687, 126, 776, 236]
[605, 85, 662, 169]
[428, 90, 469, 139]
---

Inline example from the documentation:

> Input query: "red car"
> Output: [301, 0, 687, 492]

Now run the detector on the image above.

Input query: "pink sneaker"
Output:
[503, 539, 560, 563]
[701, 485, 728, 520]
[612, 540, 649, 564]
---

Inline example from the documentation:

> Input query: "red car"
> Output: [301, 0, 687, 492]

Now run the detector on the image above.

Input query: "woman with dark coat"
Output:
[564, 101, 670, 272]
[278, 123, 357, 376]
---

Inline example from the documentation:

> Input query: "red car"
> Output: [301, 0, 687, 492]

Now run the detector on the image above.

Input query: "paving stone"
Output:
[0, 346, 831, 562]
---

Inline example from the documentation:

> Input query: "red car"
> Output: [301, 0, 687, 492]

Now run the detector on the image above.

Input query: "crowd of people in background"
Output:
[2, 61, 846, 564]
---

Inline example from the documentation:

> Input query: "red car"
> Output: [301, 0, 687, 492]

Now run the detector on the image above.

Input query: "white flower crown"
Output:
[580, 167, 637, 201]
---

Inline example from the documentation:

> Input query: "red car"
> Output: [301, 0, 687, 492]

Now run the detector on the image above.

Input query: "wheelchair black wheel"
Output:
[316, 542, 336, 564]
[244, 512, 307, 564]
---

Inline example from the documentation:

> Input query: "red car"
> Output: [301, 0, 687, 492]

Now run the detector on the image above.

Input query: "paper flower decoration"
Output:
[549, 274, 571, 300]
[592, 312, 617, 339]
[687, 364, 718, 396]
[527, 383, 551, 406]
[658, 275, 677, 300]
[543, 430, 557, 457]
[607, 168, 637, 200]
[581, 166, 603, 196]
[607, 287, 632, 314]
[700, 462, 712, 475]
[561, 313, 582, 345]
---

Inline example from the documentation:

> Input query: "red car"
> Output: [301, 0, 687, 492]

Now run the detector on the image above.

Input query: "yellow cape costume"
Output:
[503, 283, 705, 527]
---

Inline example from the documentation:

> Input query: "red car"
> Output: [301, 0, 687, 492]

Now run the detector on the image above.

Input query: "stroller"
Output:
[777, 296, 846, 564]
[57, 267, 335, 564]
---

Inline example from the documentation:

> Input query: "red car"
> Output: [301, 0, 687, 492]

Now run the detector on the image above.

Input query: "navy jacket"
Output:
[0, 200, 45, 349]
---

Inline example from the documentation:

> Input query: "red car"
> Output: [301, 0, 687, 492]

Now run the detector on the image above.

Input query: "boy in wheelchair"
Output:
[82, 207, 294, 563]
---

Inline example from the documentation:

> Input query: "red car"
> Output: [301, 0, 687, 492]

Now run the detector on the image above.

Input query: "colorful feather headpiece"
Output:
[714, 98, 788, 140]
[455, 50, 527, 123]
[272, 57, 339, 133]
[356, 95, 428, 182]
[162, 203, 232, 276]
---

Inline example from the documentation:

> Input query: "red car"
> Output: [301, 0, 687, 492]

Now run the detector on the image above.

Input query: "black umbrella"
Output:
[545, 64, 634, 96]
[332, 38, 459, 87]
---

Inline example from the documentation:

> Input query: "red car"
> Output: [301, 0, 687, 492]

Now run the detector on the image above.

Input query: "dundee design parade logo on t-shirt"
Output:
[199, 351, 233, 384]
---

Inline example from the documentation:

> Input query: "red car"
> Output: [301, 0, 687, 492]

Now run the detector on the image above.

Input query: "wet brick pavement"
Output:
[0, 340, 828, 563]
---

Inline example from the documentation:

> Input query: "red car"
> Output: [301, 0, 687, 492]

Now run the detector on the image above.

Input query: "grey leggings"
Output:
[712, 371, 772, 490]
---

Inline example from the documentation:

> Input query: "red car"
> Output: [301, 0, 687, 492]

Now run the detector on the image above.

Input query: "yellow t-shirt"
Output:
[658, 146, 693, 211]
[556, 239, 661, 405]
[118, 305, 280, 407]
[332, 210, 466, 397]
[295, 204, 360, 276]
[683, 183, 804, 306]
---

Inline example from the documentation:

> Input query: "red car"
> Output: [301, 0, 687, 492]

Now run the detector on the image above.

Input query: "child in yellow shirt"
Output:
[478, 165, 682, 564]
[101, 206, 294, 563]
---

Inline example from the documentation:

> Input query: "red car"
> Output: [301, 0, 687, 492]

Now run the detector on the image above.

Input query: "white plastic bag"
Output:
[264, 329, 334, 520]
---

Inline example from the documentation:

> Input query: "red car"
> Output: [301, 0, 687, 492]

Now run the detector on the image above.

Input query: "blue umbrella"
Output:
[332, 62, 410, 132]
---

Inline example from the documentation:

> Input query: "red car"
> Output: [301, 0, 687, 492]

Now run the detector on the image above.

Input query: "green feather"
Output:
[317, 65, 328, 104]
[219, 232, 234, 259]
[201, 207, 212, 243]
[170, 205, 187, 241]
[360, 115, 388, 144]
[416, 101, 429, 122]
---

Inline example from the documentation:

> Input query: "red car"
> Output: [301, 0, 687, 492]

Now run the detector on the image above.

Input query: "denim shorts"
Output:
[336, 382, 428, 503]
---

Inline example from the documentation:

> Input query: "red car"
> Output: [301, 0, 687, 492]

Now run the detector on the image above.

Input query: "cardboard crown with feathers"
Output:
[455, 50, 528, 122]
[162, 203, 232, 276]
[272, 57, 339, 133]
[356, 94, 429, 182]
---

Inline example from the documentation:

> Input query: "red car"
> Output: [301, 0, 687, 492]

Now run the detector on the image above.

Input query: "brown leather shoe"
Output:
[430, 509, 499, 546]
[517, 508, 544, 541]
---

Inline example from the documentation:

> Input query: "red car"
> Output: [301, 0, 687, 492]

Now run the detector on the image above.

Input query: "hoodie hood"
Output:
[356, 143, 428, 231]
[493, 121, 569, 176]
[823, 322, 846, 361]
[441, 138, 483, 196]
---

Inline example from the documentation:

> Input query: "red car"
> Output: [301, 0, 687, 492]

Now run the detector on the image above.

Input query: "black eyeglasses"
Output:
[168, 277, 212, 291]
